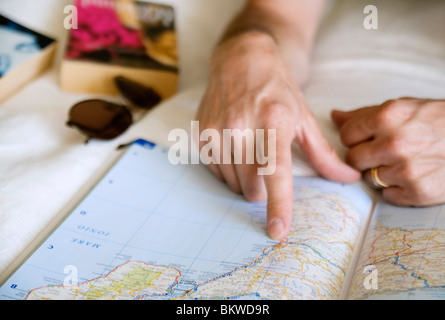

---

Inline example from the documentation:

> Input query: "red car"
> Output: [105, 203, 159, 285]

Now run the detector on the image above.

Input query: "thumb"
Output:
[296, 116, 361, 184]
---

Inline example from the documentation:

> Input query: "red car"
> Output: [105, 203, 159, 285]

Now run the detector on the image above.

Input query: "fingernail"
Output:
[268, 218, 285, 240]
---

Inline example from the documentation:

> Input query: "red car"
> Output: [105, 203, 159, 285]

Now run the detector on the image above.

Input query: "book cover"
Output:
[0, 15, 57, 104]
[60, 0, 179, 100]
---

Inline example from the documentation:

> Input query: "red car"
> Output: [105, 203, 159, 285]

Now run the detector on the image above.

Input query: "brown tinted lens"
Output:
[67, 99, 132, 140]
[114, 76, 162, 109]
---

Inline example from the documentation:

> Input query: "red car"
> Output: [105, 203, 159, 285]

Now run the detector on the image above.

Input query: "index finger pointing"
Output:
[262, 137, 293, 240]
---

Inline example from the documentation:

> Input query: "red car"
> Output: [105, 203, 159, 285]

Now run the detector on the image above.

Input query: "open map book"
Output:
[1, 139, 444, 300]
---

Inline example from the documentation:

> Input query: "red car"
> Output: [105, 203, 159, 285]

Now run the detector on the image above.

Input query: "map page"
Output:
[348, 202, 445, 300]
[0, 140, 372, 300]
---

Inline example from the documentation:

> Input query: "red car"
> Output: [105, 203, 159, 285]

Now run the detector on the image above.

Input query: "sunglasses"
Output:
[67, 76, 161, 142]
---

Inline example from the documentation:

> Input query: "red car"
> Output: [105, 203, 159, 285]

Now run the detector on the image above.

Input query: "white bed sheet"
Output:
[1, 0, 444, 277]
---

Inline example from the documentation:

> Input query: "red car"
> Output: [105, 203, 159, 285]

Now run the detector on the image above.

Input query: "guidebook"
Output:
[60, 0, 178, 99]
[0, 15, 57, 104]
[0, 139, 444, 300]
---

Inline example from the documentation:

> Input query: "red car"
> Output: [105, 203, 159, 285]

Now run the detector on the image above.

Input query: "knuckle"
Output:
[375, 100, 405, 126]
[384, 134, 408, 159]
[200, 121, 218, 131]
[224, 116, 245, 131]
[262, 104, 289, 130]
[383, 99, 404, 109]
[374, 107, 394, 127]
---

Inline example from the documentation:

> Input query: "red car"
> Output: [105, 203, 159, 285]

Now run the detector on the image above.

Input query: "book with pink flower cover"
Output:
[60, 0, 178, 100]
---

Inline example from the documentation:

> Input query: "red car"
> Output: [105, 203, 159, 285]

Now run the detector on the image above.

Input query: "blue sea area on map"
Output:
[0, 141, 373, 300]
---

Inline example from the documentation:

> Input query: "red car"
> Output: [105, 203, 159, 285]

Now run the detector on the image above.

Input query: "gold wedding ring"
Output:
[370, 168, 390, 189]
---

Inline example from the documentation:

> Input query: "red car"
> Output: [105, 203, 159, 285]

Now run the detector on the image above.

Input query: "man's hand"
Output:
[332, 98, 445, 207]
[197, 30, 360, 240]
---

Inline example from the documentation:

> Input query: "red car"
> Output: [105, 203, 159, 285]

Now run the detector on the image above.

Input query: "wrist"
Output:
[211, 31, 311, 85]
[212, 31, 276, 62]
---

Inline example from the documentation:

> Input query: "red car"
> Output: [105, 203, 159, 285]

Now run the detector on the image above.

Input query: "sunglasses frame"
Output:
[66, 76, 161, 143]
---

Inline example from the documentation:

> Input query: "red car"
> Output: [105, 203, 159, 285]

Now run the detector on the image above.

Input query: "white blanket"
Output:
[1, 0, 444, 276]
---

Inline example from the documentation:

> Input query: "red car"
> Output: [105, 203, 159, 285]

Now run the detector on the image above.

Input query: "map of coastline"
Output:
[25, 185, 368, 300]
[26, 261, 182, 300]
[0, 142, 373, 300]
